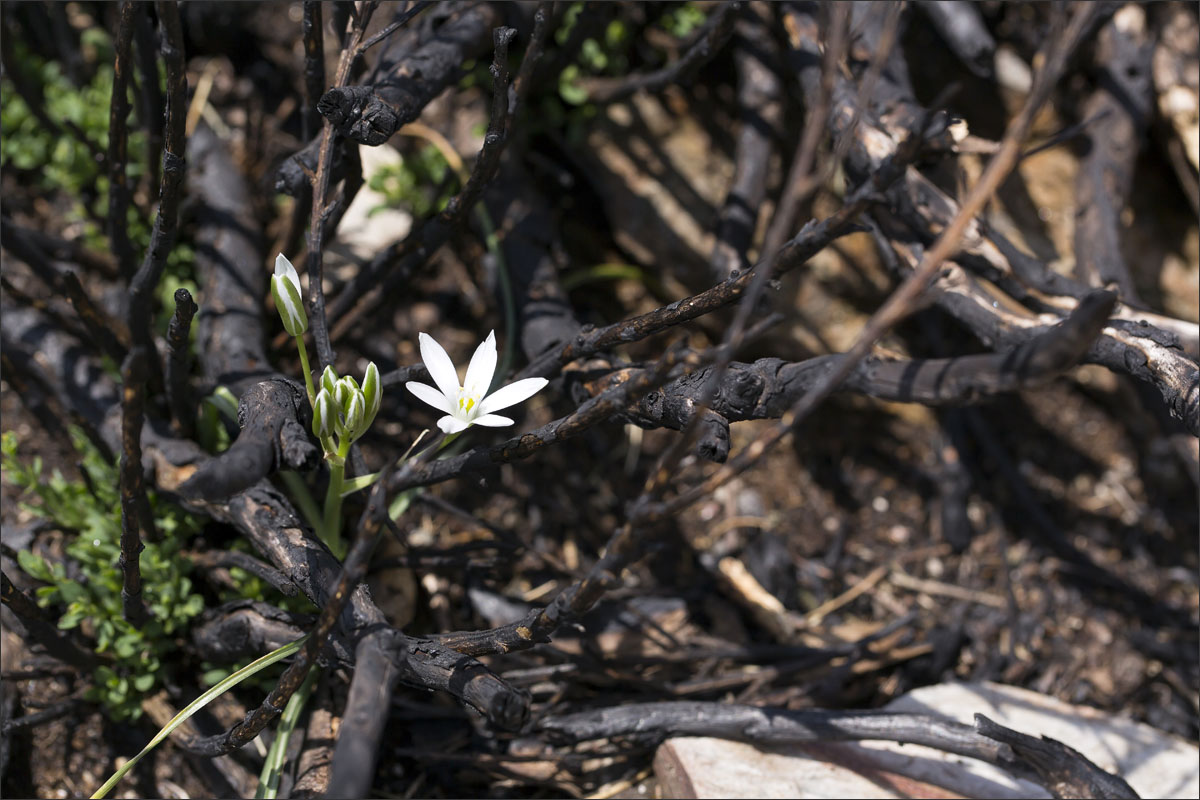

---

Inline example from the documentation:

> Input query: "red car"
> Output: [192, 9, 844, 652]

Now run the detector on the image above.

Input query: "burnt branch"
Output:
[1, 571, 100, 670]
[539, 702, 1137, 799]
[973, 713, 1139, 799]
[596, 290, 1117, 452]
[118, 347, 153, 627]
[190, 125, 272, 394]
[305, 3, 379, 373]
[301, 1, 325, 142]
[326, 630, 402, 798]
[178, 470, 394, 757]
[165, 287, 198, 437]
[914, 0, 996, 78]
[106, 1, 138, 279]
[328, 16, 548, 342]
[125, 0, 188, 390]
[191, 601, 311, 664]
[1072, 7, 1155, 302]
[132, 4, 164, 187]
[189, 550, 300, 599]
[317, 2, 500, 146]
[892, 243, 1200, 437]
[709, 4, 783, 281]
[178, 378, 318, 502]
[440, 26, 516, 221]
[0, 217, 129, 365]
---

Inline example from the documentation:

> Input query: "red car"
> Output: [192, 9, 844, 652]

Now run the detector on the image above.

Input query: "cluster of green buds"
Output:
[313, 363, 381, 460]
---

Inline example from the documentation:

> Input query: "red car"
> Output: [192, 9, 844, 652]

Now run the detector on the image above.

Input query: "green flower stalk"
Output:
[272, 254, 383, 558]
[311, 362, 381, 557]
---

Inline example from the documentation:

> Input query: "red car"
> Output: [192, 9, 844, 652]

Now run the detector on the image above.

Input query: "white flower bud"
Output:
[321, 365, 339, 397]
[271, 254, 307, 336]
[361, 362, 381, 432]
[312, 388, 334, 440]
[343, 390, 365, 440]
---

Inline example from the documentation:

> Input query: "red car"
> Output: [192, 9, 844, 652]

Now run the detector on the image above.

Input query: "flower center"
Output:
[457, 393, 478, 417]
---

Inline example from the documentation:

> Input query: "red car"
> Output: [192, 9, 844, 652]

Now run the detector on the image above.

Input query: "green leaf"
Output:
[114, 634, 140, 659]
[59, 606, 85, 630]
[132, 673, 156, 692]
[17, 550, 52, 582]
[558, 64, 588, 106]
[92, 637, 306, 799]
[340, 471, 383, 497]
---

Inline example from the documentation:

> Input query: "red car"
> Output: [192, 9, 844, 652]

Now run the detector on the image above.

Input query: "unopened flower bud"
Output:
[313, 388, 334, 440]
[271, 254, 307, 336]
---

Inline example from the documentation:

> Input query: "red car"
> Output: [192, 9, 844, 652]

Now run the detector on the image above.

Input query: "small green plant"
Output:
[1, 29, 195, 326]
[366, 144, 456, 218]
[0, 33, 130, 197]
[3, 429, 205, 721]
[659, 3, 708, 38]
[555, 6, 630, 107]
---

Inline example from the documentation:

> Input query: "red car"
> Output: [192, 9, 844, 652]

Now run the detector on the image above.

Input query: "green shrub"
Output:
[3, 428, 204, 721]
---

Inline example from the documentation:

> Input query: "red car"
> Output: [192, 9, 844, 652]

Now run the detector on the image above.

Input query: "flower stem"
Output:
[322, 438, 351, 558]
[295, 335, 315, 407]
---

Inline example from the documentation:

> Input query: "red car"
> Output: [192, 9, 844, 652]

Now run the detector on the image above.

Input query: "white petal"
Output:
[272, 274, 307, 335]
[406, 381, 454, 414]
[275, 253, 301, 292]
[438, 415, 471, 434]
[418, 332, 461, 400]
[471, 414, 514, 427]
[479, 377, 548, 415]
[464, 330, 497, 396]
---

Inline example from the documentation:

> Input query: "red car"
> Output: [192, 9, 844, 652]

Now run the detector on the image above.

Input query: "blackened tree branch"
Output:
[301, 1, 325, 143]
[317, 1, 500, 146]
[124, 0, 188, 394]
[132, 5, 164, 188]
[191, 600, 311, 664]
[538, 702, 1137, 799]
[189, 125, 273, 394]
[914, 0, 996, 78]
[189, 551, 300, 599]
[1, 571, 101, 670]
[1072, 8, 1154, 302]
[328, 15, 547, 342]
[0, 218, 129, 365]
[178, 379, 319, 501]
[178, 469, 393, 757]
[166, 287, 198, 437]
[119, 347, 153, 627]
[305, 2, 378, 373]
[605, 290, 1116, 453]
[106, 1, 138, 279]
[709, 4, 783, 281]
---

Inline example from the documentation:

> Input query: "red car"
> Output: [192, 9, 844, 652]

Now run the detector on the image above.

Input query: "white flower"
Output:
[406, 330, 548, 434]
[271, 253, 307, 336]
